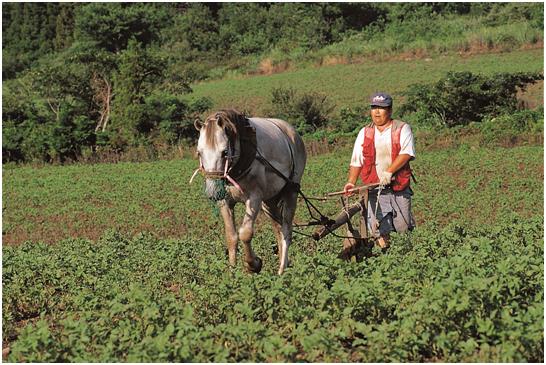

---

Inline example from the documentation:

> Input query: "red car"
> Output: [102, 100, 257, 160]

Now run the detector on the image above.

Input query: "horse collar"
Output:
[227, 117, 257, 180]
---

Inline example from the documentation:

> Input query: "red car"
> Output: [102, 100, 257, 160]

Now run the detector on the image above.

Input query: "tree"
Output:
[110, 40, 166, 143]
[168, 3, 219, 54]
[2, 3, 61, 78]
[66, 41, 118, 133]
[74, 3, 171, 53]
[54, 3, 76, 50]
[218, 3, 269, 56]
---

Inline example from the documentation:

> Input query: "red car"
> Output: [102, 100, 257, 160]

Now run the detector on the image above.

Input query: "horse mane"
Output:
[204, 109, 246, 147]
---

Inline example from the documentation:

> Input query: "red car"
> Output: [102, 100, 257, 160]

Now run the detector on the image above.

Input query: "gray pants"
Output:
[367, 187, 415, 238]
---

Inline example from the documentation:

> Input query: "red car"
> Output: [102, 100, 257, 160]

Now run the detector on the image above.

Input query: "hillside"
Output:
[190, 49, 544, 116]
[2, 3, 543, 163]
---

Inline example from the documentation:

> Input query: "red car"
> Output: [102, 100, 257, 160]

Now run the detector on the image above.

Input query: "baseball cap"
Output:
[370, 92, 393, 107]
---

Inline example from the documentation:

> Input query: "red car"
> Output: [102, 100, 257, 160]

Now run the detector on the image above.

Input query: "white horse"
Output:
[193, 109, 306, 275]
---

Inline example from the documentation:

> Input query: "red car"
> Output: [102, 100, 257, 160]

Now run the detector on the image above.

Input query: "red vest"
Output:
[360, 120, 412, 191]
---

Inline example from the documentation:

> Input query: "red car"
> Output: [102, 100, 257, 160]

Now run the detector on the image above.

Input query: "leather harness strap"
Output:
[226, 117, 257, 180]
[262, 118, 296, 181]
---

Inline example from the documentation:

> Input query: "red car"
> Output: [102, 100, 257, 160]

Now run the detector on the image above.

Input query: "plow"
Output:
[295, 183, 382, 261]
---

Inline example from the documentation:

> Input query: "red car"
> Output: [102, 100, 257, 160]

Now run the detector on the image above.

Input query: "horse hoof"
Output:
[245, 257, 262, 274]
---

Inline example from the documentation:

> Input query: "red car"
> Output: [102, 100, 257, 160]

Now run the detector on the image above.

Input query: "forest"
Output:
[2, 2, 544, 163]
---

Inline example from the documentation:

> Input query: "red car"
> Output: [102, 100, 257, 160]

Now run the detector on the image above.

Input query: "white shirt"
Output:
[350, 123, 415, 173]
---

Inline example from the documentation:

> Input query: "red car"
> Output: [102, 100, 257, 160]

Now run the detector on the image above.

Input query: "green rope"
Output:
[209, 199, 221, 217]
[205, 179, 228, 217]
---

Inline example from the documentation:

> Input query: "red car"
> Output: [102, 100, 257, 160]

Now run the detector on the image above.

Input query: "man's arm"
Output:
[378, 153, 412, 185]
[343, 166, 362, 195]
[387, 154, 412, 174]
[347, 166, 362, 185]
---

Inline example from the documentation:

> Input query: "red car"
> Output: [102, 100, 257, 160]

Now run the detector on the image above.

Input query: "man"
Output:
[343, 92, 416, 249]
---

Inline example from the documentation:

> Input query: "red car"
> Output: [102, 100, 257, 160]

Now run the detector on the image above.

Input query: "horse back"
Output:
[248, 117, 306, 181]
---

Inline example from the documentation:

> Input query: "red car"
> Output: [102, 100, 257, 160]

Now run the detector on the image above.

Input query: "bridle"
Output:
[190, 125, 245, 193]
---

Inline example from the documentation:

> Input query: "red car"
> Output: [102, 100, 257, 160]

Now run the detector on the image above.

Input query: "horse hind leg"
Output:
[262, 200, 282, 255]
[240, 196, 263, 274]
[278, 190, 297, 275]
[265, 199, 292, 268]
[219, 200, 238, 266]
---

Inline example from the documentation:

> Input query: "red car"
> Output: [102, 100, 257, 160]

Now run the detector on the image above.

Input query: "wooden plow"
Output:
[296, 183, 381, 261]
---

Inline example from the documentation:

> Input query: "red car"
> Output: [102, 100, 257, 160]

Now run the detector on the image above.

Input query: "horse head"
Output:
[194, 110, 242, 199]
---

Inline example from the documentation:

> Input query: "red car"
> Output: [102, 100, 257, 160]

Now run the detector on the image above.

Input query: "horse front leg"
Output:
[278, 191, 298, 275]
[239, 196, 263, 274]
[219, 200, 238, 266]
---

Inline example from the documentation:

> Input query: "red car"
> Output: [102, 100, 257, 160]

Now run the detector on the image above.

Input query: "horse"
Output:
[193, 109, 306, 275]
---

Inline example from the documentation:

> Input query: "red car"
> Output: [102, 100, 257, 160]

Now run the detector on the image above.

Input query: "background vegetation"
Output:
[2, 2, 544, 163]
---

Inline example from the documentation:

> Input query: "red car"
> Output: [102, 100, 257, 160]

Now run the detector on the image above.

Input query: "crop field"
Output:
[190, 49, 544, 115]
[2, 142, 544, 362]
[2, 3, 544, 361]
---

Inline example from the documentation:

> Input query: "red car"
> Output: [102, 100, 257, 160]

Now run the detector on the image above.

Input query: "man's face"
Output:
[370, 106, 392, 127]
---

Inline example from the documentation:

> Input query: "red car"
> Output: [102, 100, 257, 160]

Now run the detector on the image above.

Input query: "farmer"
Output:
[343, 92, 416, 250]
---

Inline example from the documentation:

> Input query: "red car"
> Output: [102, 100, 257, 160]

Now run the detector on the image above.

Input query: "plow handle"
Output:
[326, 183, 380, 197]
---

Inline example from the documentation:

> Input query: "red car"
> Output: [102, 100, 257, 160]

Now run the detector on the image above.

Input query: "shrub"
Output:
[399, 71, 543, 127]
[144, 92, 213, 144]
[479, 107, 544, 144]
[270, 86, 335, 134]
[337, 106, 370, 133]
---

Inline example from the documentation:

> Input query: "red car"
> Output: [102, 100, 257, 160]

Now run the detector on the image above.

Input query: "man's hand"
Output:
[379, 171, 393, 187]
[343, 182, 355, 196]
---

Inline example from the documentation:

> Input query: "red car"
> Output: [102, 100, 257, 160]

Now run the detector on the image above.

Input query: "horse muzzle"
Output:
[190, 157, 228, 183]
[189, 158, 245, 195]
[202, 170, 225, 179]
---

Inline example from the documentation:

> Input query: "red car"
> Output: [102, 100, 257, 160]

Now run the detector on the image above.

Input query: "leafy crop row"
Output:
[3, 215, 543, 362]
[2, 144, 543, 361]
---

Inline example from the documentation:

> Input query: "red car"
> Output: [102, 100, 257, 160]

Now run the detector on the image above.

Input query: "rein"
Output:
[190, 115, 363, 241]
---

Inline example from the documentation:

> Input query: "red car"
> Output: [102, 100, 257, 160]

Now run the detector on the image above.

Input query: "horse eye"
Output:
[221, 150, 228, 158]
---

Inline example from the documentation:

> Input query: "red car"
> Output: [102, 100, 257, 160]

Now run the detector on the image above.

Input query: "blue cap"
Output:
[370, 92, 393, 107]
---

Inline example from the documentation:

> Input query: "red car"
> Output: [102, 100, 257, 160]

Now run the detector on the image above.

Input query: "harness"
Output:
[192, 115, 355, 240]
[191, 116, 297, 194]
[225, 117, 257, 181]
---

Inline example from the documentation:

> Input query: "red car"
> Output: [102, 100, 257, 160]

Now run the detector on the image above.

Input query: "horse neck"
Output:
[232, 135, 241, 160]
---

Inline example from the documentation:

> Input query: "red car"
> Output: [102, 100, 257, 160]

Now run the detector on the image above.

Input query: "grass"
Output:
[312, 19, 543, 62]
[3, 143, 543, 246]
[189, 49, 544, 116]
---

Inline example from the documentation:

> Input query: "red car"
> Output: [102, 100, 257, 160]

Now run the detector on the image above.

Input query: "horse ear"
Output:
[194, 119, 203, 131]
[216, 114, 224, 128]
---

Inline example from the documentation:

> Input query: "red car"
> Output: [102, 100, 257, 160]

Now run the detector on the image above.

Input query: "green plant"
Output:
[270, 86, 335, 134]
[337, 106, 369, 133]
[3, 216, 543, 362]
[399, 71, 542, 127]
[2, 140, 544, 362]
[479, 107, 544, 144]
